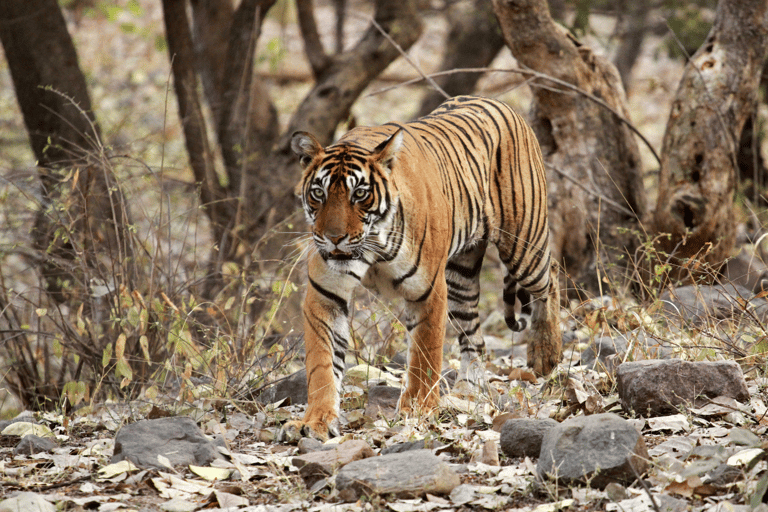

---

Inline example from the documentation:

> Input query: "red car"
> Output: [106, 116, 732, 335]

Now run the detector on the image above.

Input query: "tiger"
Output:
[278, 95, 561, 442]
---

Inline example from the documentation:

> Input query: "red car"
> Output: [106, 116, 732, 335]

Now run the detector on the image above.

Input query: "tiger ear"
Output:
[373, 129, 404, 173]
[291, 131, 323, 168]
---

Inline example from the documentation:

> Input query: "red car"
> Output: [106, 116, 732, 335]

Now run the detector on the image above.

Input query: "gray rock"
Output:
[257, 369, 307, 405]
[297, 437, 328, 454]
[13, 434, 57, 455]
[617, 359, 749, 417]
[722, 249, 768, 294]
[292, 439, 375, 487]
[660, 284, 768, 325]
[111, 416, 223, 469]
[499, 418, 558, 458]
[365, 385, 400, 419]
[581, 330, 673, 369]
[336, 449, 460, 499]
[537, 413, 649, 488]
[0, 411, 36, 433]
[380, 438, 445, 455]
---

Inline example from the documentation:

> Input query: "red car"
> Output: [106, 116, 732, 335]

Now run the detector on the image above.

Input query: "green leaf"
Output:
[116, 358, 133, 382]
[102, 343, 113, 368]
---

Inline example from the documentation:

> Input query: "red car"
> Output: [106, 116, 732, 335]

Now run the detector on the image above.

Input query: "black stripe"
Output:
[309, 277, 349, 316]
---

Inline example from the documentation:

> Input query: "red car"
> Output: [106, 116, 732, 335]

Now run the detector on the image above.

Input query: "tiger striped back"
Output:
[279, 96, 560, 442]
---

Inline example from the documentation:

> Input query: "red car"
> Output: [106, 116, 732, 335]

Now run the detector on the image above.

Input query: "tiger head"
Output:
[292, 129, 404, 263]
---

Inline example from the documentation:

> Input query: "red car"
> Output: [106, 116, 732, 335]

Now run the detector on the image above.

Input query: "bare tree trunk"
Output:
[0, 0, 134, 304]
[162, 0, 233, 252]
[416, 0, 504, 118]
[492, 0, 646, 297]
[650, 0, 768, 279]
[612, 0, 651, 92]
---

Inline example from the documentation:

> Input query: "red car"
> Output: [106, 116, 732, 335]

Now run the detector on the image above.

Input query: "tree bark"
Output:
[492, 0, 646, 297]
[0, 0, 133, 304]
[612, 0, 651, 92]
[415, 0, 504, 118]
[650, 0, 768, 279]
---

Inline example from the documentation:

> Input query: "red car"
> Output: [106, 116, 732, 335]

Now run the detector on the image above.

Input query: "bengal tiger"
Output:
[279, 95, 560, 442]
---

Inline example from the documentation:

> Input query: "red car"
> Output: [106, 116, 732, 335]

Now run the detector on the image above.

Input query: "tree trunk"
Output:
[0, 0, 134, 304]
[415, 0, 504, 118]
[492, 0, 647, 297]
[612, 0, 651, 92]
[650, 0, 768, 280]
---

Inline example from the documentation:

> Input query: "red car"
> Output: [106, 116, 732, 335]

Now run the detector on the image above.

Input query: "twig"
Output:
[547, 163, 637, 218]
[368, 66, 661, 166]
[365, 14, 449, 100]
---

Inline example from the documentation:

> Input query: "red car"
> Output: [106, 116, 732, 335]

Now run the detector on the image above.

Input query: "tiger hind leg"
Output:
[446, 242, 488, 392]
[523, 264, 562, 375]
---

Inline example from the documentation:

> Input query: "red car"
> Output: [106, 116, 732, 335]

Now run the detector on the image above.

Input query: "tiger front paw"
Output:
[276, 417, 340, 444]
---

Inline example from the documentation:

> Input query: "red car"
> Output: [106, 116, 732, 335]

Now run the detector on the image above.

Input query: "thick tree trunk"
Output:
[415, 0, 504, 118]
[492, 0, 646, 297]
[650, 0, 768, 280]
[0, 0, 133, 304]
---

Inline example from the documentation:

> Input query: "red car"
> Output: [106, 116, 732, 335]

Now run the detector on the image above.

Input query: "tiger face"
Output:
[292, 130, 403, 264]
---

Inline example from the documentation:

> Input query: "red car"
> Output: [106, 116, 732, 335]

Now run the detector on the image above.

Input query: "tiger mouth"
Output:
[327, 252, 354, 261]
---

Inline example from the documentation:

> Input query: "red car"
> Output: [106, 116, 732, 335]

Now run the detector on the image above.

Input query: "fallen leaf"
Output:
[1, 422, 55, 438]
[189, 465, 233, 481]
[97, 460, 138, 479]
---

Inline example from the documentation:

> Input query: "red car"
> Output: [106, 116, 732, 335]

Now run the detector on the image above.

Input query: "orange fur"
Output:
[279, 96, 560, 441]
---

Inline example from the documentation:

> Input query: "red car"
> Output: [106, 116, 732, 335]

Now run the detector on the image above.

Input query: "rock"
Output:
[0, 411, 35, 433]
[111, 417, 223, 469]
[659, 284, 768, 325]
[499, 418, 558, 458]
[365, 385, 400, 419]
[617, 359, 749, 417]
[480, 440, 499, 466]
[336, 449, 461, 499]
[722, 249, 768, 293]
[580, 336, 627, 369]
[0, 492, 55, 512]
[257, 369, 307, 405]
[581, 330, 673, 369]
[13, 434, 57, 455]
[297, 437, 327, 454]
[537, 413, 649, 488]
[292, 439, 375, 488]
[381, 438, 444, 455]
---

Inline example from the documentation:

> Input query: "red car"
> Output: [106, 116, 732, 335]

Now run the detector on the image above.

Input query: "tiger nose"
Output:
[326, 232, 347, 244]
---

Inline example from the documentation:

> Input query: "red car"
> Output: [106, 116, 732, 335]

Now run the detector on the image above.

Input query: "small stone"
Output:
[381, 438, 444, 455]
[499, 418, 558, 458]
[365, 385, 400, 419]
[13, 434, 57, 455]
[617, 359, 749, 417]
[336, 449, 460, 498]
[297, 437, 325, 454]
[480, 440, 499, 466]
[604, 482, 628, 501]
[256, 369, 308, 405]
[537, 413, 649, 488]
[292, 439, 375, 487]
